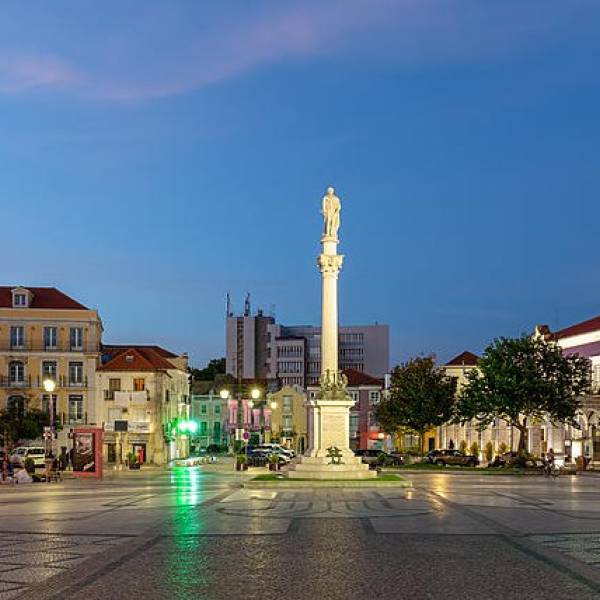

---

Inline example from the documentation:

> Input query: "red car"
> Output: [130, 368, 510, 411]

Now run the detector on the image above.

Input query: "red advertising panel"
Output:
[72, 428, 103, 478]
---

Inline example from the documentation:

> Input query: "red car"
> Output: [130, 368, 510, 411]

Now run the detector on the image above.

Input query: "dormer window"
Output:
[11, 288, 31, 308]
[125, 355, 134, 363]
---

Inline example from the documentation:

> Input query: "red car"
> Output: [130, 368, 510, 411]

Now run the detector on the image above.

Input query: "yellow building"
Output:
[267, 385, 307, 454]
[96, 345, 190, 465]
[0, 286, 102, 447]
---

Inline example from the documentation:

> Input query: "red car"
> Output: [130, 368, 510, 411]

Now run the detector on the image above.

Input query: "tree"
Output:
[455, 334, 590, 452]
[190, 358, 226, 382]
[0, 408, 49, 446]
[375, 356, 457, 455]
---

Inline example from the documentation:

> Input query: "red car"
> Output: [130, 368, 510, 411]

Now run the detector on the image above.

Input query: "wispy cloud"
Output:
[0, 53, 81, 93]
[0, 0, 596, 101]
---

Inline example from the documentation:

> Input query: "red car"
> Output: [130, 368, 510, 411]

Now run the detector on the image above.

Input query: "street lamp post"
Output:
[43, 377, 56, 458]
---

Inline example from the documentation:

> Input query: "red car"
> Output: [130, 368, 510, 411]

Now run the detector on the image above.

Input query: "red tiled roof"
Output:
[102, 344, 177, 359]
[0, 287, 88, 310]
[98, 346, 178, 372]
[343, 369, 383, 387]
[445, 351, 479, 367]
[555, 315, 600, 339]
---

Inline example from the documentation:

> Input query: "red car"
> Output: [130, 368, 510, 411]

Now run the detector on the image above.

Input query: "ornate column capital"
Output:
[317, 254, 344, 275]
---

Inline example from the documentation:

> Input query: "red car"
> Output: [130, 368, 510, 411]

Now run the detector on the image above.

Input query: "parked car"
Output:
[9, 447, 46, 468]
[254, 444, 294, 459]
[488, 452, 541, 469]
[425, 449, 443, 464]
[355, 449, 404, 466]
[430, 449, 479, 467]
[248, 449, 290, 465]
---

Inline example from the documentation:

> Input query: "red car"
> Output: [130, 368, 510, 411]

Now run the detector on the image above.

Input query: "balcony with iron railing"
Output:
[0, 375, 89, 389]
[1, 342, 99, 353]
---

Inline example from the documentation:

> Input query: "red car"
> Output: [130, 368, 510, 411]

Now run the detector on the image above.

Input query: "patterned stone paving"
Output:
[0, 533, 133, 598]
[531, 533, 600, 566]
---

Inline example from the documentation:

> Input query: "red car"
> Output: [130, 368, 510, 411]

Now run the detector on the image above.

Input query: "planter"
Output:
[268, 463, 279, 472]
[236, 462, 248, 471]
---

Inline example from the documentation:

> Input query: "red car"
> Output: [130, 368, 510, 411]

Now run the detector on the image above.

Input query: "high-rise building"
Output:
[225, 308, 389, 388]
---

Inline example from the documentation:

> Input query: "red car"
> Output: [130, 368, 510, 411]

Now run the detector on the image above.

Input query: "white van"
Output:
[9, 447, 46, 468]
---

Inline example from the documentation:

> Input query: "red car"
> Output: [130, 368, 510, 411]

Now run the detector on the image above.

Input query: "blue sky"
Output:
[2, 1, 600, 368]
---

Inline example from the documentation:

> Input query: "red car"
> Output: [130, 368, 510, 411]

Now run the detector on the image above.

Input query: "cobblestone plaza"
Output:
[0, 470, 598, 598]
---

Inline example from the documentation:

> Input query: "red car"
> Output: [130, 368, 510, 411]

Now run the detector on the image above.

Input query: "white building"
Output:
[96, 345, 190, 466]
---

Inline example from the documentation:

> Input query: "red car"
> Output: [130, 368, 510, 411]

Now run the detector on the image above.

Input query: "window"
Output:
[213, 421, 221, 441]
[133, 378, 145, 391]
[9, 361, 24, 383]
[7, 395, 25, 415]
[44, 327, 57, 349]
[69, 362, 84, 384]
[41, 361, 57, 379]
[283, 396, 293, 411]
[350, 413, 359, 433]
[68, 395, 83, 422]
[199, 421, 208, 436]
[109, 378, 121, 391]
[282, 415, 293, 431]
[349, 391, 359, 404]
[369, 391, 380, 405]
[13, 294, 26, 307]
[41, 394, 58, 417]
[10, 326, 24, 348]
[201, 404, 207, 414]
[70, 327, 83, 350]
[214, 404, 221, 414]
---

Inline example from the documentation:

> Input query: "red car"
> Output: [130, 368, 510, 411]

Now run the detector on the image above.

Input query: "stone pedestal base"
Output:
[287, 390, 376, 480]
[287, 455, 376, 479]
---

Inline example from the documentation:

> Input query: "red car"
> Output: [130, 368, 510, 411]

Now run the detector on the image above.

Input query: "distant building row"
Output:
[0, 286, 190, 466]
[225, 308, 389, 387]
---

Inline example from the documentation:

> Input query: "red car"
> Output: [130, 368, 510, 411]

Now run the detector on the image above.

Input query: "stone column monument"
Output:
[288, 187, 375, 479]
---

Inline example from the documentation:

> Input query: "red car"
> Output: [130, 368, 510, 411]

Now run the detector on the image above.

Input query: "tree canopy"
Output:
[0, 408, 49, 446]
[455, 334, 590, 451]
[190, 357, 226, 382]
[375, 356, 457, 452]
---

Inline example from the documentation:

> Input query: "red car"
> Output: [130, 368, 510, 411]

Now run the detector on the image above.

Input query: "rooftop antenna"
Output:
[244, 292, 251, 317]
[226, 293, 232, 318]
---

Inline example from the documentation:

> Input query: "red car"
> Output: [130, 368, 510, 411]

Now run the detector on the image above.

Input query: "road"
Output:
[1, 468, 600, 599]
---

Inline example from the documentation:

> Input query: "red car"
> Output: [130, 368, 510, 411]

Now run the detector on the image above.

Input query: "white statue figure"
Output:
[322, 186, 341, 238]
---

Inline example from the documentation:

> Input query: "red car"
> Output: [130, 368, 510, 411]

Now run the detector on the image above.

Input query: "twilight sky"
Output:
[2, 1, 600, 368]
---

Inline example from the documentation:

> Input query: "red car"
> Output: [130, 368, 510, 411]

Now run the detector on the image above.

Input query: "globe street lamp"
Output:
[43, 377, 56, 457]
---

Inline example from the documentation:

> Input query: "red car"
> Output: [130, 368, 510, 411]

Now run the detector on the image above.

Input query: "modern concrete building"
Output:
[96, 345, 190, 466]
[226, 310, 389, 388]
[0, 286, 103, 449]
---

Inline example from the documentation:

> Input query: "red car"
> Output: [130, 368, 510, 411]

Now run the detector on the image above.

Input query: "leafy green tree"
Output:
[190, 358, 226, 382]
[469, 441, 480, 458]
[459, 440, 468, 454]
[455, 334, 590, 452]
[0, 408, 49, 446]
[375, 356, 457, 455]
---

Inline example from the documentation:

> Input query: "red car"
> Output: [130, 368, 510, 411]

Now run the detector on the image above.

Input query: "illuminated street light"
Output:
[43, 378, 56, 458]
[251, 388, 260, 400]
[270, 401, 278, 410]
[220, 389, 230, 400]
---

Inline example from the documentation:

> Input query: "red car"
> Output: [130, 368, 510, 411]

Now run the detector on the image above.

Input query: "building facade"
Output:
[96, 345, 190, 466]
[268, 385, 307, 454]
[190, 393, 227, 450]
[226, 308, 389, 387]
[0, 286, 103, 448]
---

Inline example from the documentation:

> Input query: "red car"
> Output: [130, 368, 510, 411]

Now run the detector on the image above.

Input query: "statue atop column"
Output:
[321, 186, 341, 239]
